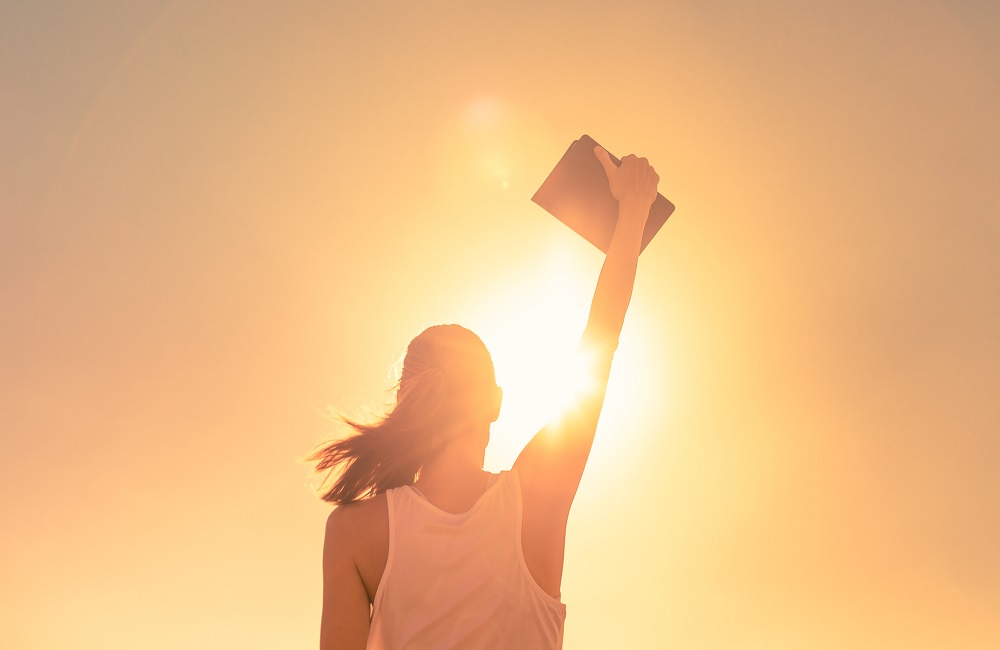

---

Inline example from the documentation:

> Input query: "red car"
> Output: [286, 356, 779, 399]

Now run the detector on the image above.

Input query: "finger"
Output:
[593, 146, 618, 182]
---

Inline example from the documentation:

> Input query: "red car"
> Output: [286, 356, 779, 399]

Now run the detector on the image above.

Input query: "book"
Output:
[531, 134, 675, 254]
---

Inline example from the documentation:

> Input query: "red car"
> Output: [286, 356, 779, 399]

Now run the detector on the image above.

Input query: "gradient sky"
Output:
[2, 1, 998, 648]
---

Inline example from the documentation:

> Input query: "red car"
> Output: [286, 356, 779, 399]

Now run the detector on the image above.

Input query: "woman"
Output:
[310, 146, 660, 649]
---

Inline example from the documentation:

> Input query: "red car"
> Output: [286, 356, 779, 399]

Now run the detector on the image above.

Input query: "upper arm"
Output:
[513, 337, 616, 512]
[319, 508, 370, 650]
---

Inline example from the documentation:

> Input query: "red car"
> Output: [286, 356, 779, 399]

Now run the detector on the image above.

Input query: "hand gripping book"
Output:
[531, 134, 675, 254]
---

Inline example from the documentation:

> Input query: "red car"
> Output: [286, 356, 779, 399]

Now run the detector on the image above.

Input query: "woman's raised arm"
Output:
[513, 146, 660, 511]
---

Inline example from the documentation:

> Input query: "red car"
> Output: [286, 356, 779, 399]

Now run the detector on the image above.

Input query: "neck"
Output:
[417, 423, 489, 488]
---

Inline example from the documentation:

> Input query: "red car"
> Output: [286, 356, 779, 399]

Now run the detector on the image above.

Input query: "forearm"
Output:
[581, 201, 648, 350]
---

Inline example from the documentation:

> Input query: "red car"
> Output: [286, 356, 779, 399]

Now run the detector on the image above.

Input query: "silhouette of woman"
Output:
[310, 146, 660, 649]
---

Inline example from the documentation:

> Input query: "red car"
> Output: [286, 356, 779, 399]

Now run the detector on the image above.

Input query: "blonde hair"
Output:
[307, 325, 496, 505]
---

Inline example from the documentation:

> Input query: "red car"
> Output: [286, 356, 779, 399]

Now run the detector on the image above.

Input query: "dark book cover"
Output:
[531, 134, 675, 254]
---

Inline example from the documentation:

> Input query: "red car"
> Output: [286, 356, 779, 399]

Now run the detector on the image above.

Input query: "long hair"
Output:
[307, 324, 496, 505]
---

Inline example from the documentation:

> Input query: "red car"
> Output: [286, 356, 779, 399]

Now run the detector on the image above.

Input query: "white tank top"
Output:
[366, 470, 566, 649]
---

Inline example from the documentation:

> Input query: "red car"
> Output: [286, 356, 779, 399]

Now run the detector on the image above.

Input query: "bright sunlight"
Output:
[465, 248, 653, 473]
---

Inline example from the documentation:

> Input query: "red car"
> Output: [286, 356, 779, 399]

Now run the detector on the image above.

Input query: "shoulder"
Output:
[325, 493, 391, 605]
[324, 493, 391, 575]
[325, 492, 389, 545]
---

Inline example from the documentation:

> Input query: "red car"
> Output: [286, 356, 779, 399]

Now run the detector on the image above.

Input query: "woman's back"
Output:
[366, 470, 565, 649]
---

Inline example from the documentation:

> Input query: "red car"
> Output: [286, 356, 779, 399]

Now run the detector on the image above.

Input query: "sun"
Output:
[463, 252, 650, 472]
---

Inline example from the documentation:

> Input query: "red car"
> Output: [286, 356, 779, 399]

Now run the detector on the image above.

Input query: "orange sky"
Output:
[2, 1, 998, 648]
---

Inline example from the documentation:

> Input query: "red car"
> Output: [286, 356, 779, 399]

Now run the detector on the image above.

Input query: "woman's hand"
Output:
[593, 146, 660, 216]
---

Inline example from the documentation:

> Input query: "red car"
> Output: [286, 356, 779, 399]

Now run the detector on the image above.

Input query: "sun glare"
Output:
[464, 251, 652, 472]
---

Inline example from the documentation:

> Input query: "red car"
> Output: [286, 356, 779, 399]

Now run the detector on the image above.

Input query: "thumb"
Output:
[593, 146, 617, 183]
